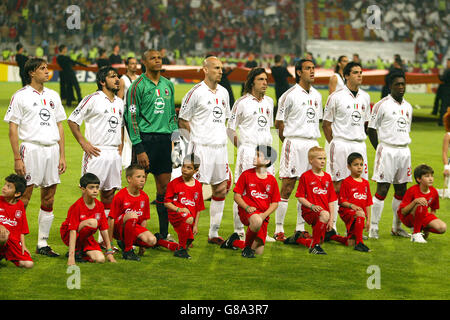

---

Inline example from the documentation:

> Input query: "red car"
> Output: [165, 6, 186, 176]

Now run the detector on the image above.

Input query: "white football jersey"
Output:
[179, 81, 230, 145]
[275, 83, 323, 139]
[333, 73, 346, 92]
[368, 94, 412, 146]
[227, 93, 273, 146]
[69, 91, 124, 147]
[121, 74, 136, 104]
[4, 85, 66, 145]
[323, 86, 371, 141]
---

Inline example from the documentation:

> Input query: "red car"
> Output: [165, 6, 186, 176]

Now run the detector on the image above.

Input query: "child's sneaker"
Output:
[309, 244, 327, 255]
[354, 242, 371, 252]
[411, 232, 427, 243]
[241, 246, 255, 258]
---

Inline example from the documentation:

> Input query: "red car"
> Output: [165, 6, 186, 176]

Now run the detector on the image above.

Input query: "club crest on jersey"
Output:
[194, 192, 199, 200]
[95, 213, 101, 220]
[140, 201, 145, 208]
[49, 100, 55, 109]
[15, 210, 22, 219]
[266, 184, 271, 192]
[129, 105, 136, 114]
[165, 88, 169, 96]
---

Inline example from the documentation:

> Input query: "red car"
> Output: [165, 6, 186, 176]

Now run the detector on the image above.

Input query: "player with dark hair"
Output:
[273, 59, 323, 241]
[5, 58, 67, 258]
[125, 49, 178, 241]
[227, 67, 275, 241]
[368, 71, 413, 239]
[165, 154, 205, 259]
[0, 174, 33, 268]
[118, 57, 139, 169]
[329, 55, 348, 94]
[398, 164, 446, 243]
[60, 173, 117, 265]
[322, 61, 371, 233]
[221, 145, 280, 258]
[68, 66, 124, 248]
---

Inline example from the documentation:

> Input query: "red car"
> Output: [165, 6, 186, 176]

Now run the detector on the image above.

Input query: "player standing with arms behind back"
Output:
[227, 67, 275, 241]
[368, 71, 413, 239]
[4, 58, 67, 257]
[125, 49, 178, 241]
[322, 61, 371, 233]
[178, 56, 231, 245]
[273, 59, 323, 241]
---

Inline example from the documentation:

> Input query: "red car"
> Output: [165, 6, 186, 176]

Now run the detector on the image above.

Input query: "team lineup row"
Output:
[0, 50, 446, 268]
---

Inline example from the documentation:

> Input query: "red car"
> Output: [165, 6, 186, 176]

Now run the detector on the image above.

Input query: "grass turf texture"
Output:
[0, 82, 448, 300]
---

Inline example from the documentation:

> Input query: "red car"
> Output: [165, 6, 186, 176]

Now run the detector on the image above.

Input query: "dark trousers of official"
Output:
[64, 72, 82, 107]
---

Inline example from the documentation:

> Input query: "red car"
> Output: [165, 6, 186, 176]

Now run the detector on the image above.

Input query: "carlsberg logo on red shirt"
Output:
[353, 193, 367, 200]
[125, 208, 143, 216]
[312, 187, 327, 195]
[180, 198, 196, 207]
[251, 190, 268, 199]
[0, 215, 18, 227]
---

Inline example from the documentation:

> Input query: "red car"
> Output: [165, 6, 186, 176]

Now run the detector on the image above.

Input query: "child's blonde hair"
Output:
[308, 146, 325, 160]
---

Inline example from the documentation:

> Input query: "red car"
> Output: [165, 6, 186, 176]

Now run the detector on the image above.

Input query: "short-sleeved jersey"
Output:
[338, 176, 373, 215]
[4, 86, 66, 145]
[233, 168, 281, 213]
[399, 184, 439, 213]
[368, 95, 413, 146]
[68, 91, 124, 147]
[125, 74, 177, 147]
[275, 84, 323, 139]
[61, 197, 108, 232]
[164, 176, 205, 218]
[295, 170, 337, 214]
[109, 188, 150, 225]
[323, 86, 371, 141]
[227, 93, 273, 146]
[0, 196, 28, 240]
[179, 81, 231, 145]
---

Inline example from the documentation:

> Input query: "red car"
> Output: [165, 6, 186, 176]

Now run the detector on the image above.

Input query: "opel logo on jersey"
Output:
[258, 116, 268, 127]
[39, 108, 51, 121]
[306, 108, 316, 119]
[397, 117, 407, 128]
[155, 97, 165, 110]
[351, 111, 362, 122]
[213, 107, 223, 119]
[108, 116, 119, 128]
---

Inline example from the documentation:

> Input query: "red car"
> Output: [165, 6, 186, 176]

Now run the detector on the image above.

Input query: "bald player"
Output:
[178, 56, 231, 245]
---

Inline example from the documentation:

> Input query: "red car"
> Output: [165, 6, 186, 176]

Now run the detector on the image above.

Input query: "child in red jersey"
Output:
[330, 152, 372, 252]
[108, 164, 159, 261]
[61, 173, 116, 266]
[165, 154, 205, 259]
[398, 164, 447, 243]
[0, 174, 33, 268]
[221, 145, 280, 258]
[295, 146, 337, 255]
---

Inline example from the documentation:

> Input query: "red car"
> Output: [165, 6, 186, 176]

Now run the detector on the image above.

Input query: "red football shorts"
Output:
[0, 237, 33, 266]
[60, 224, 101, 252]
[238, 208, 269, 245]
[113, 214, 148, 241]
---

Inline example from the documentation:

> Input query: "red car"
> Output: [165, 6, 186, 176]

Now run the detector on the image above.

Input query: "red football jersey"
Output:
[0, 196, 28, 240]
[165, 176, 205, 218]
[61, 197, 109, 231]
[295, 170, 337, 213]
[109, 188, 150, 224]
[233, 168, 281, 213]
[338, 176, 373, 215]
[399, 184, 439, 213]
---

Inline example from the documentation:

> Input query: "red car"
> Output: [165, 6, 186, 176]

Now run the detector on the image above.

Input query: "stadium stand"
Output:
[0, 0, 448, 73]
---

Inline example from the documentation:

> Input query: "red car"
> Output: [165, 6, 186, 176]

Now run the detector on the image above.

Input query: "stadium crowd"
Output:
[0, 0, 448, 72]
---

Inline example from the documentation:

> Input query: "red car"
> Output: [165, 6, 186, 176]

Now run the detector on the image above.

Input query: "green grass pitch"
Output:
[0, 82, 448, 300]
